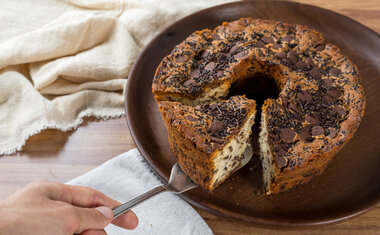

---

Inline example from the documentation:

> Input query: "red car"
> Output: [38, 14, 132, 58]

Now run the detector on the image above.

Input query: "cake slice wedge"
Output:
[259, 97, 349, 195]
[158, 96, 256, 191]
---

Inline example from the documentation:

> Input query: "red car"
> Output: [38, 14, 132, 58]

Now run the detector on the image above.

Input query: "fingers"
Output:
[54, 183, 139, 229]
[81, 229, 107, 235]
[39, 182, 116, 209]
[112, 210, 139, 230]
[69, 206, 112, 234]
[68, 206, 138, 233]
[49, 183, 112, 208]
[30, 182, 139, 231]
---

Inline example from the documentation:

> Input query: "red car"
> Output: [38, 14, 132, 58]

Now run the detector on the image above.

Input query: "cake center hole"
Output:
[226, 73, 280, 192]
[226, 73, 280, 107]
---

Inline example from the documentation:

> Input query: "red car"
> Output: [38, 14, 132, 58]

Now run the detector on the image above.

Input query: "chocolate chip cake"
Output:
[158, 96, 256, 191]
[153, 18, 365, 194]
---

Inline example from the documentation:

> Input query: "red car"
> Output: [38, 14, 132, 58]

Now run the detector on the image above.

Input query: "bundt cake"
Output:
[158, 96, 256, 191]
[153, 18, 365, 194]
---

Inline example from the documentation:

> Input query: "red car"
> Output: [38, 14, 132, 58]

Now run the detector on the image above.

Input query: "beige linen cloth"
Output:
[0, 0, 236, 154]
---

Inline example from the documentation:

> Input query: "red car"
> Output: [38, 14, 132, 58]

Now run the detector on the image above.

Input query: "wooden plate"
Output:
[125, 1, 380, 226]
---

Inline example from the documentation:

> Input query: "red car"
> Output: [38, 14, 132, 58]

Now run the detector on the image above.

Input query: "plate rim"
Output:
[124, 0, 380, 226]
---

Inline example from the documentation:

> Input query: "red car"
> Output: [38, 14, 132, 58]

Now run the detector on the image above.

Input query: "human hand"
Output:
[0, 181, 138, 235]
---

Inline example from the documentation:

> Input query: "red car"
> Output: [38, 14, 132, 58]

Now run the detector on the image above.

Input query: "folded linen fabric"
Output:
[0, 0, 236, 154]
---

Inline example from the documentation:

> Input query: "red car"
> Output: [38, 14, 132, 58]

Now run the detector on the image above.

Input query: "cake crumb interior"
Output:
[211, 111, 256, 187]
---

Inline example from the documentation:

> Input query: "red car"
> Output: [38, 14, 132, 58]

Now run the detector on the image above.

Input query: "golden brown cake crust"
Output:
[158, 96, 256, 190]
[153, 18, 365, 194]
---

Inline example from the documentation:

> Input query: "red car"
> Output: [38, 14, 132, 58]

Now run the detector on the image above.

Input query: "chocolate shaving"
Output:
[229, 45, 239, 54]
[216, 70, 224, 78]
[322, 95, 335, 104]
[329, 68, 341, 76]
[275, 52, 287, 59]
[183, 78, 196, 88]
[274, 144, 287, 156]
[210, 120, 224, 133]
[311, 126, 324, 136]
[309, 67, 322, 79]
[287, 51, 298, 65]
[230, 129, 239, 135]
[322, 79, 333, 88]
[200, 50, 209, 58]
[305, 114, 320, 125]
[280, 95, 288, 108]
[210, 136, 224, 144]
[289, 102, 300, 113]
[327, 128, 337, 138]
[316, 44, 325, 51]
[255, 41, 266, 48]
[306, 57, 315, 67]
[297, 90, 312, 103]
[175, 54, 188, 63]
[299, 125, 312, 142]
[282, 35, 293, 42]
[185, 115, 197, 122]
[327, 87, 342, 99]
[262, 36, 274, 44]
[275, 156, 288, 168]
[281, 128, 296, 143]
[205, 61, 216, 71]
[330, 106, 346, 116]
[296, 60, 308, 70]
[190, 68, 199, 78]
[234, 51, 245, 59]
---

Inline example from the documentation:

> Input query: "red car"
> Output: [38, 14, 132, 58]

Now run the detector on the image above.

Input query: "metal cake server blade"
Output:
[238, 142, 253, 170]
[112, 144, 253, 219]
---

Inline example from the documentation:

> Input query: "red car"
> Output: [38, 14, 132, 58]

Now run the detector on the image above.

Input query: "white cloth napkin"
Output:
[0, 0, 236, 155]
[67, 148, 212, 235]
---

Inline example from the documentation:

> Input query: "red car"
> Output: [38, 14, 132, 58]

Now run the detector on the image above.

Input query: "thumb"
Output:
[70, 206, 113, 234]
[95, 206, 113, 221]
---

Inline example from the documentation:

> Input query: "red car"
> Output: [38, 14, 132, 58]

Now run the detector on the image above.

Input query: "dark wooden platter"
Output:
[125, 1, 380, 226]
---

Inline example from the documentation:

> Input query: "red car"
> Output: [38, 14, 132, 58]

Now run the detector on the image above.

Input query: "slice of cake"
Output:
[259, 90, 354, 195]
[158, 96, 256, 191]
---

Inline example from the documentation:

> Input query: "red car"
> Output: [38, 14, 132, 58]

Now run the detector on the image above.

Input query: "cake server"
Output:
[112, 144, 253, 219]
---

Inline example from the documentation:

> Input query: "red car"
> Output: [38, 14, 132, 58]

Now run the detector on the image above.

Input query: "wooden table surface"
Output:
[1, 0, 379, 234]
